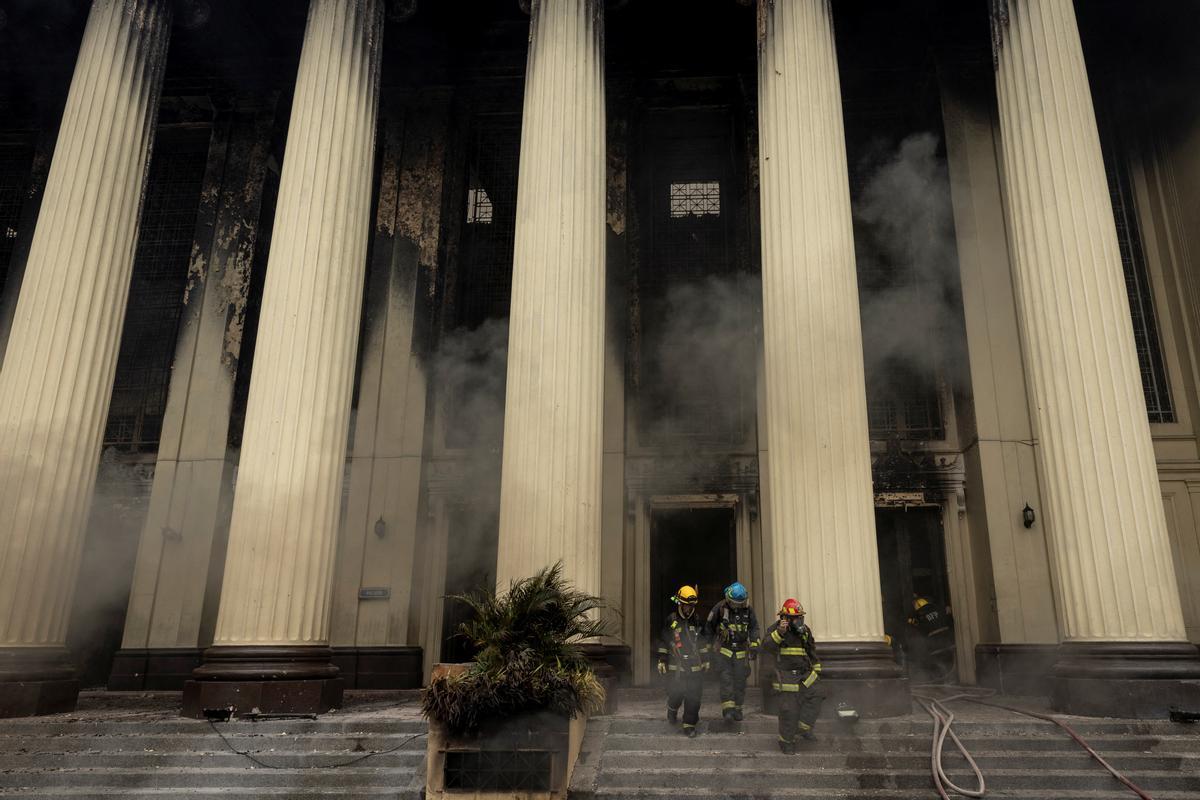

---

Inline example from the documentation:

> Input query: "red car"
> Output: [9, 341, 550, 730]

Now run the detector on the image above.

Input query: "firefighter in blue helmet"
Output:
[657, 585, 710, 737]
[705, 581, 760, 723]
[763, 599, 824, 753]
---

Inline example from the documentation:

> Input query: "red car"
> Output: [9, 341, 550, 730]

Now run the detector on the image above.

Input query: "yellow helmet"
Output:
[673, 585, 698, 605]
[913, 597, 930, 611]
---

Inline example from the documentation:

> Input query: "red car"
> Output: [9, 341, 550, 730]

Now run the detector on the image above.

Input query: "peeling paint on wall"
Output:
[606, 115, 627, 236]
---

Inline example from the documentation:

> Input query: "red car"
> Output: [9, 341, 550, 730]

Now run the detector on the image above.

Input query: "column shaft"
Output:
[496, 0, 606, 598]
[756, 0, 905, 714]
[183, 0, 383, 717]
[992, 0, 1200, 715]
[0, 0, 171, 717]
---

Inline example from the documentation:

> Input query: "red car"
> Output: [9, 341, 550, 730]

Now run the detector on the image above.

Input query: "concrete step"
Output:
[599, 731, 1197, 753]
[0, 732, 427, 754]
[0, 719, 427, 737]
[597, 749, 1200, 772]
[593, 765, 1200, 792]
[0, 790, 419, 799]
[602, 715, 1191, 736]
[0, 766, 424, 790]
[0, 750, 427, 769]
[581, 789, 1200, 800]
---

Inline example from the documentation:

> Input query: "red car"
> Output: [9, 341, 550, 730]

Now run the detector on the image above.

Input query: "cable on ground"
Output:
[207, 719, 427, 770]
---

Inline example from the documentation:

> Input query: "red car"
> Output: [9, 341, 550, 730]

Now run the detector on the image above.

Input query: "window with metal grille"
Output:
[442, 115, 521, 450]
[669, 181, 721, 218]
[866, 360, 945, 441]
[1097, 115, 1174, 423]
[104, 128, 210, 452]
[0, 139, 35, 299]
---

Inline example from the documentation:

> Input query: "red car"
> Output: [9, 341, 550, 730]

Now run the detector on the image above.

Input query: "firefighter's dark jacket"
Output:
[705, 599, 761, 658]
[762, 620, 822, 687]
[909, 599, 952, 638]
[657, 610, 711, 673]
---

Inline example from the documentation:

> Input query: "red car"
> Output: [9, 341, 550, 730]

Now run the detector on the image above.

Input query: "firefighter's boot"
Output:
[667, 707, 678, 725]
[778, 738, 795, 755]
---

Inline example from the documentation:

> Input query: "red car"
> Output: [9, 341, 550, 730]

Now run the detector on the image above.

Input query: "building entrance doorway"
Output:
[875, 507, 956, 681]
[649, 506, 736, 673]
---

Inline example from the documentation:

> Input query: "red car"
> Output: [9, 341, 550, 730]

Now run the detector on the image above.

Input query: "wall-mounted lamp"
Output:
[374, 516, 387, 539]
[1022, 503, 1036, 529]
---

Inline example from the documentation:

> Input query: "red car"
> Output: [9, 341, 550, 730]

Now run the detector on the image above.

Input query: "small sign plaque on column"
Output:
[358, 587, 391, 600]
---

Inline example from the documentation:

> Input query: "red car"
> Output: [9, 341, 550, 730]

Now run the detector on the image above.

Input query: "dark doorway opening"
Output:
[875, 507, 956, 680]
[650, 506, 736, 673]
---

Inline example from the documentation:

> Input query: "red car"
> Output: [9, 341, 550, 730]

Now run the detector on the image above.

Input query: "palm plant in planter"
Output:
[422, 562, 610, 734]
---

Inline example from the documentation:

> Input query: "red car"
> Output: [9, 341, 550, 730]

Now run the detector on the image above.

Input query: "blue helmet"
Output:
[725, 582, 748, 603]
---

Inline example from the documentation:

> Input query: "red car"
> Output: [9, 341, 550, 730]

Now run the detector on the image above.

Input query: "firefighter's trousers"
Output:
[715, 649, 751, 713]
[667, 669, 704, 729]
[774, 669, 824, 744]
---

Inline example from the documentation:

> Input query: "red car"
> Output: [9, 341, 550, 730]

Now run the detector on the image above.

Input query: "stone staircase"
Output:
[570, 690, 1200, 799]
[0, 692, 427, 799]
[4, 689, 1199, 799]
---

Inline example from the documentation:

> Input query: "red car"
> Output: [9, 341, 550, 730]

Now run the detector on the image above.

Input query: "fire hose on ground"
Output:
[910, 685, 1155, 800]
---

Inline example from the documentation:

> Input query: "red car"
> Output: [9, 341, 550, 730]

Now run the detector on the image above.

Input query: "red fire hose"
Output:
[911, 685, 1155, 800]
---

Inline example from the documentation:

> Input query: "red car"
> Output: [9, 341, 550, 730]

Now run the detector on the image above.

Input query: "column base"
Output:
[331, 646, 423, 689]
[0, 647, 80, 718]
[1051, 641, 1200, 718]
[817, 641, 910, 718]
[181, 645, 344, 719]
[975, 643, 1060, 696]
[109, 648, 204, 691]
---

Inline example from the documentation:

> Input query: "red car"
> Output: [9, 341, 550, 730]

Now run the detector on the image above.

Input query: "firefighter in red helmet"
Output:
[762, 599, 824, 753]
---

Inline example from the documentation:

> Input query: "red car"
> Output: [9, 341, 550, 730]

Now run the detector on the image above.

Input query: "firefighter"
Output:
[705, 581, 760, 723]
[657, 584, 710, 738]
[907, 595, 955, 681]
[762, 598, 824, 754]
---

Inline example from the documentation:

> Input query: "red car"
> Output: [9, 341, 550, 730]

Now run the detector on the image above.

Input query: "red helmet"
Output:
[780, 598, 804, 617]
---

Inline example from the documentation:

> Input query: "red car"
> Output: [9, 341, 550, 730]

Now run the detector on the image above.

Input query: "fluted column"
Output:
[182, 0, 383, 718]
[756, 0, 906, 715]
[0, 0, 171, 718]
[991, 0, 1200, 716]
[496, 0, 605, 598]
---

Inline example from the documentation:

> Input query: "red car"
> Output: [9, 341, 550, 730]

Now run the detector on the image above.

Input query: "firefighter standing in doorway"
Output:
[907, 594, 955, 681]
[762, 598, 824, 753]
[657, 584, 710, 738]
[705, 581, 760, 723]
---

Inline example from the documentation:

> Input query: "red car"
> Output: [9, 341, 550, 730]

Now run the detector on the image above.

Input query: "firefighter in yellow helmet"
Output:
[762, 599, 824, 754]
[656, 584, 711, 737]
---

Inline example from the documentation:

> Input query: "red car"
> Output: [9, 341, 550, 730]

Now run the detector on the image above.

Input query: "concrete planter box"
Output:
[425, 664, 588, 799]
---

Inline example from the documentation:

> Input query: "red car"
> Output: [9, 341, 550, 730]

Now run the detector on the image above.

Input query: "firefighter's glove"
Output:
[657, 661, 668, 676]
[703, 661, 711, 672]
